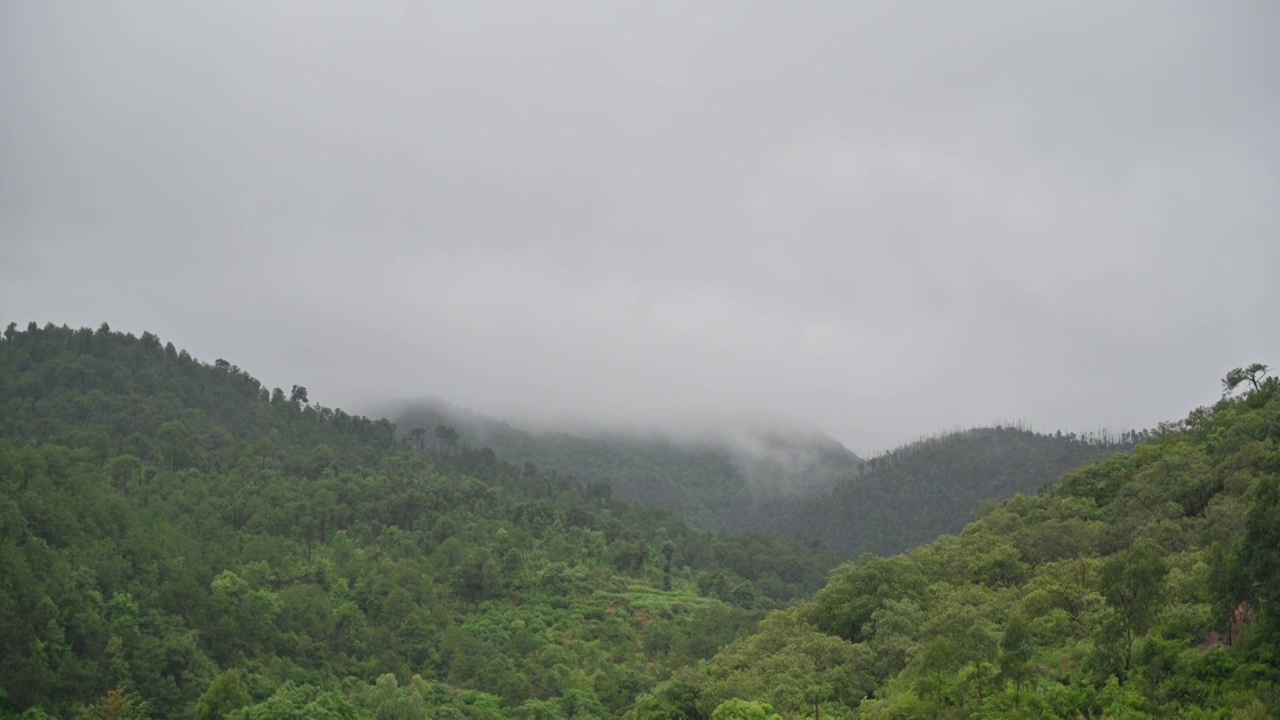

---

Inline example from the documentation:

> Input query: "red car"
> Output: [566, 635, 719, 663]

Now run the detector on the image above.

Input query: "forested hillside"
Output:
[6, 322, 1274, 718]
[759, 426, 1134, 558]
[0, 322, 838, 719]
[634, 364, 1280, 718]
[390, 404, 1128, 561]
[390, 401, 861, 528]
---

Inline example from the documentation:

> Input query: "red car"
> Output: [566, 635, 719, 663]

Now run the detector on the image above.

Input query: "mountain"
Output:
[387, 399, 862, 528]
[758, 425, 1138, 558]
[8, 321, 1273, 717]
[634, 366, 1280, 718]
[389, 402, 1132, 559]
[0, 322, 839, 719]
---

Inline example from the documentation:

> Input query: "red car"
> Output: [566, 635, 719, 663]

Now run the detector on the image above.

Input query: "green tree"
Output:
[1222, 363, 1270, 396]
[998, 615, 1034, 706]
[196, 670, 252, 720]
[1207, 542, 1249, 645]
[1238, 474, 1280, 641]
[250, 438, 276, 469]
[710, 699, 781, 720]
[634, 667, 707, 720]
[1099, 541, 1168, 677]
[105, 454, 142, 491]
[157, 420, 191, 471]
[435, 425, 459, 456]
[662, 540, 676, 591]
[366, 674, 429, 720]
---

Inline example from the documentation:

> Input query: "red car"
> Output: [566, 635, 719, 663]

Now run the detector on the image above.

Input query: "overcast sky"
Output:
[2, 1, 1277, 453]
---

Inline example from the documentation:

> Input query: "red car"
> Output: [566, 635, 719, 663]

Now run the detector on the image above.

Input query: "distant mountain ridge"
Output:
[635, 371, 1280, 718]
[387, 401, 1134, 557]
[386, 398, 863, 527]
[0, 320, 1196, 719]
[756, 424, 1137, 557]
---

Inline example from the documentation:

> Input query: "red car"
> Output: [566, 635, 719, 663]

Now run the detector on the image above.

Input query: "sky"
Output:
[2, 1, 1277, 454]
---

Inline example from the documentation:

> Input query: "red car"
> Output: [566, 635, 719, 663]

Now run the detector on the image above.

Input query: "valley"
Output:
[1, 323, 1276, 718]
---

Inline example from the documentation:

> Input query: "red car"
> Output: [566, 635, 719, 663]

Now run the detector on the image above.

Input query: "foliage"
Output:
[394, 404, 1129, 563]
[391, 401, 861, 528]
[757, 424, 1133, 557]
[5, 322, 1275, 717]
[0, 323, 835, 718]
[642, 366, 1280, 717]
[709, 699, 781, 720]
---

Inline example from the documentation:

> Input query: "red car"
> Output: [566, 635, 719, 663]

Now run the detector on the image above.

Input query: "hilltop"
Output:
[634, 364, 1280, 718]
[758, 425, 1137, 557]
[6, 321, 1272, 718]
[387, 398, 862, 528]
[388, 401, 1131, 558]
[0, 322, 838, 719]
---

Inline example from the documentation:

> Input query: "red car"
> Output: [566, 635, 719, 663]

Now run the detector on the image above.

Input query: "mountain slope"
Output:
[389, 399, 862, 527]
[390, 404, 1133, 562]
[759, 426, 1136, 558]
[0, 322, 839, 719]
[635, 368, 1280, 718]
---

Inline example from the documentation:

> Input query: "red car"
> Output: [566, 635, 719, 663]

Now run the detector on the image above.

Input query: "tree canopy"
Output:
[3, 323, 1275, 717]
[0, 323, 837, 719]
[638, 366, 1280, 717]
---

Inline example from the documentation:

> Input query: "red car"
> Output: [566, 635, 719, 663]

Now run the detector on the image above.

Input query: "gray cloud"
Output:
[2, 1, 1277, 453]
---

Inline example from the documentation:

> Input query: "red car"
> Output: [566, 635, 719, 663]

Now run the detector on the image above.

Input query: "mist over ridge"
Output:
[4, 1, 1280, 716]
[3, 1, 1278, 451]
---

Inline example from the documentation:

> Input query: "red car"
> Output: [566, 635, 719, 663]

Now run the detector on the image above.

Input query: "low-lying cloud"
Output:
[2, 1, 1277, 454]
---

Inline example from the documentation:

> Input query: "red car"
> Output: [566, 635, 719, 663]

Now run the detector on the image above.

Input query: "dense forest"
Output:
[0, 323, 839, 719]
[634, 364, 1280, 718]
[389, 401, 861, 528]
[390, 405, 1128, 557]
[758, 426, 1136, 558]
[3, 322, 1276, 717]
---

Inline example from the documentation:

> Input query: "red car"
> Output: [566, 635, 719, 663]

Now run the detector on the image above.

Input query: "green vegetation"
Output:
[637, 365, 1280, 717]
[759, 425, 1135, 557]
[394, 405, 1127, 560]
[0, 322, 836, 718]
[5, 321, 1276, 717]
[391, 402, 861, 528]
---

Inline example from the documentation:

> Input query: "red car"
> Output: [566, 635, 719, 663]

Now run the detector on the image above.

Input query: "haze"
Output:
[2, 1, 1277, 454]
